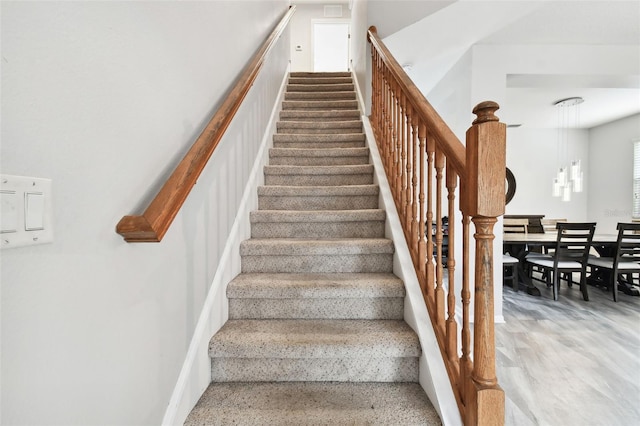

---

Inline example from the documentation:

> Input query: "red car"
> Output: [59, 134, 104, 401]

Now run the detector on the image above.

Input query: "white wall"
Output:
[290, 2, 351, 72]
[505, 127, 589, 220]
[350, 0, 368, 105]
[0, 1, 290, 424]
[426, 50, 473, 139]
[366, 0, 455, 39]
[465, 43, 636, 224]
[588, 113, 640, 233]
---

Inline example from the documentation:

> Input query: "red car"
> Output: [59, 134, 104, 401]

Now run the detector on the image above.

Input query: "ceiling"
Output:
[485, 1, 640, 129]
[376, 0, 640, 129]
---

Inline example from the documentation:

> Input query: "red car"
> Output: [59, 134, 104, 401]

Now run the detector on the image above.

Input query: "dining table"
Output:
[502, 232, 636, 296]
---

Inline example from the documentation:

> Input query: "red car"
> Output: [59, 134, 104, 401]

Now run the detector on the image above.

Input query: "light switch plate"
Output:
[1, 190, 19, 233]
[1, 174, 53, 249]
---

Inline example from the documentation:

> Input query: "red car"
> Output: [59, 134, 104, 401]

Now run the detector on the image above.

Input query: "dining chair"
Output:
[541, 218, 567, 234]
[503, 254, 520, 291]
[526, 222, 596, 301]
[529, 218, 568, 278]
[503, 218, 529, 234]
[587, 222, 640, 302]
[503, 218, 529, 291]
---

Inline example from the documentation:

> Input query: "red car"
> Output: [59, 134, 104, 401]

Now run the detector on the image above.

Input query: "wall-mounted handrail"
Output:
[368, 26, 505, 425]
[116, 6, 296, 242]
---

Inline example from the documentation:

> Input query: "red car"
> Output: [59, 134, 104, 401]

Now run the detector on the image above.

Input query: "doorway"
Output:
[312, 21, 350, 72]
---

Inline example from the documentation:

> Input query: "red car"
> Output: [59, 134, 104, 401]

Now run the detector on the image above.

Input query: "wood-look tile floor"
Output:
[497, 280, 640, 425]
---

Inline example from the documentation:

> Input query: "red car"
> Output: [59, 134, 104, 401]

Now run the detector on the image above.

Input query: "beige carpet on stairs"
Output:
[184, 72, 442, 425]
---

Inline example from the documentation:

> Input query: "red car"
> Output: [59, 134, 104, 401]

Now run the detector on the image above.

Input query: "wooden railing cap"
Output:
[472, 101, 500, 125]
[367, 25, 378, 41]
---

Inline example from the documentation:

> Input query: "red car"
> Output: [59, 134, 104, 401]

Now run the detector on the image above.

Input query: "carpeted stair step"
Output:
[280, 109, 361, 121]
[285, 91, 356, 101]
[282, 99, 359, 110]
[257, 184, 379, 210]
[227, 272, 404, 320]
[277, 120, 362, 134]
[264, 164, 373, 186]
[287, 83, 355, 92]
[240, 238, 394, 273]
[209, 319, 420, 382]
[184, 382, 442, 426]
[289, 76, 353, 85]
[250, 209, 385, 238]
[269, 147, 369, 166]
[273, 133, 365, 149]
[290, 71, 351, 78]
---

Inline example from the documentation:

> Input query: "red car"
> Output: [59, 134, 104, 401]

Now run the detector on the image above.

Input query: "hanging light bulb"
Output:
[557, 167, 568, 186]
[562, 181, 572, 202]
[552, 178, 562, 197]
[573, 172, 584, 193]
[571, 160, 582, 181]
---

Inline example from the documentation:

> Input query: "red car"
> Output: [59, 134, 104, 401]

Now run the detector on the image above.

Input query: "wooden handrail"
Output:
[116, 6, 296, 242]
[367, 26, 466, 179]
[368, 25, 505, 425]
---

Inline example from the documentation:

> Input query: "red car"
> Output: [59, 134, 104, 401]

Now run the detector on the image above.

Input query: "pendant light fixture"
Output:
[552, 96, 584, 201]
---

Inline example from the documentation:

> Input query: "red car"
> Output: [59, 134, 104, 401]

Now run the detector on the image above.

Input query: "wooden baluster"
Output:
[392, 82, 400, 207]
[464, 101, 505, 426]
[460, 213, 472, 406]
[446, 167, 459, 371]
[372, 49, 379, 138]
[388, 78, 394, 171]
[381, 67, 388, 164]
[418, 122, 428, 287]
[425, 131, 435, 300]
[376, 53, 382, 137]
[368, 30, 376, 134]
[370, 48, 376, 132]
[394, 82, 402, 207]
[435, 149, 445, 328]
[383, 70, 391, 169]
[400, 94, 408, 229]
[395, 82, 404, 208]
[409, 108, 418, 249]
[404, 100, 413, 234]
[388, 76, 397, 200]
[397, 85, 403, 209]
[377, 63, 384, 158]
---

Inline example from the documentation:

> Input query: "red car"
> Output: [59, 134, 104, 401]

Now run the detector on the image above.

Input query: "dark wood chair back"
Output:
[614, 222, 640, 262]
[588, 222, 640, 301]
[553, 222, 597, 265]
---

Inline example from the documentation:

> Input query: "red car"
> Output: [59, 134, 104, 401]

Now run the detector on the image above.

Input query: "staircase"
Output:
[184, 72, 441, 425]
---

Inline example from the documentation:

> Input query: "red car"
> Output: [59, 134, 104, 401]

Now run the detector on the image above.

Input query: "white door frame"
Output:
[311, 19, 351, 72]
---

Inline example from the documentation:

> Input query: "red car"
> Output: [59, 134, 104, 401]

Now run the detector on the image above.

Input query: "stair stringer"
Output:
[361, 116, 463, 426]
[160, 67, 290, 426]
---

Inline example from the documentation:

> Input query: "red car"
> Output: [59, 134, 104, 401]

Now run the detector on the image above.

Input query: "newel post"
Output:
[463, 101, 505, 426]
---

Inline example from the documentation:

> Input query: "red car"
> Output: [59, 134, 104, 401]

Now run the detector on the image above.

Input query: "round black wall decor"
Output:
[506, 167, 516, 205]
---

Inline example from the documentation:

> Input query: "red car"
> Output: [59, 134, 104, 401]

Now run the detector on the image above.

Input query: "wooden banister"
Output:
[367, 27, 466, 178]
[368, 26, 505, 425]
[116, 6, 296, 242]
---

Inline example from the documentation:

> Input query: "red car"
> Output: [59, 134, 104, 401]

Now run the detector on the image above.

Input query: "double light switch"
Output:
[1, 174, 53, 248]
